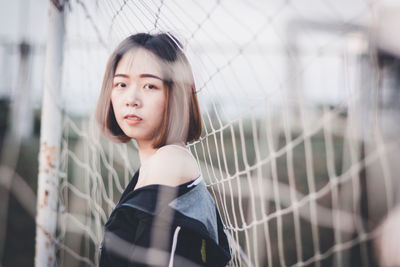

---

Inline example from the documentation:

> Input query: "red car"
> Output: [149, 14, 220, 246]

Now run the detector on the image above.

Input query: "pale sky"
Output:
[1, 0, 399, 121]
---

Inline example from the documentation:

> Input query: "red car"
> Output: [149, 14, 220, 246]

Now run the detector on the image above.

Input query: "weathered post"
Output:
[34, 0, 65, 266]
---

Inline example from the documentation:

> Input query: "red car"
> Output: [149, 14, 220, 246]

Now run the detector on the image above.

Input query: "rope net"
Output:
[54, 0, 400, 266]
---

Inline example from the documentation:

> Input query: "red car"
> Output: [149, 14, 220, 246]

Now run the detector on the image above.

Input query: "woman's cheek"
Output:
[155, 95, 166, 113]
[111, 92, 122, 115]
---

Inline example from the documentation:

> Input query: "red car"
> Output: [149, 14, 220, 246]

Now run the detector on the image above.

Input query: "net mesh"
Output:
[53, 0, 400, 266]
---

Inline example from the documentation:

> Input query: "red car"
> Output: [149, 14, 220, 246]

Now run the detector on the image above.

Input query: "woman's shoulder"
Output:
[141, 145, 200, 188]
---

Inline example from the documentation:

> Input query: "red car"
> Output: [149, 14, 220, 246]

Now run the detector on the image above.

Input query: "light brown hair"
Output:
[95, 33, 202, 148]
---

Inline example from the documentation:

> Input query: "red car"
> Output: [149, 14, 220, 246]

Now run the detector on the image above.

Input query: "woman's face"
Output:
[111, 48, 167, 144]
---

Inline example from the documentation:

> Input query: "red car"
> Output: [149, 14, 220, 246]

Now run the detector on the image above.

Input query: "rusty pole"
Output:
[34, 0, 65, 266]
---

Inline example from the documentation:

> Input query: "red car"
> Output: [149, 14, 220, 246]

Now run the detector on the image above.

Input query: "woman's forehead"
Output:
[116, 48, 164, 78]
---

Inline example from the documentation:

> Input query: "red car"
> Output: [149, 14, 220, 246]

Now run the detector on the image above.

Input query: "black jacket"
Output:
[99, 168, 231, 266]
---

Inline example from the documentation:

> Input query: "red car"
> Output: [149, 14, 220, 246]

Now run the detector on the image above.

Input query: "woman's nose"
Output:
[125, 85, 141, 107]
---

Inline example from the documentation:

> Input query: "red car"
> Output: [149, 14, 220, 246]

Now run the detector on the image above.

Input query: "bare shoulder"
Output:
[144, 145, 200, 187]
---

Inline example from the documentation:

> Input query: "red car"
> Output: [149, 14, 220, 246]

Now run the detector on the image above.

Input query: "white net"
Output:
[52, 0, 400, 266]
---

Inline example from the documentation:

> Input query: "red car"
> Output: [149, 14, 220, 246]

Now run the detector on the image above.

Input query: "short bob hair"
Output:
[96, 33, 202, 148]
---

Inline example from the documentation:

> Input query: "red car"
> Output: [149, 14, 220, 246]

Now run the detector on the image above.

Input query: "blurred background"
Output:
[0, 1, 48, 266]
[1, 0, 400, 266]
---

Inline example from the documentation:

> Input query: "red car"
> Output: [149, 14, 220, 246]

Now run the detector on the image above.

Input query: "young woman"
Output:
[96, 33, 231, 266]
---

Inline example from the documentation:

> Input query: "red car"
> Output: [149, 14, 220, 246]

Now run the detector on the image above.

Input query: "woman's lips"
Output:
[124, 114, 142, 125]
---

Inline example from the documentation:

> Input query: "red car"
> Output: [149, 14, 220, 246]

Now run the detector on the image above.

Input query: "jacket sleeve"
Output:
[99, 206, 146, 267]
[173, 227, 230, 267]
[100, 207, 179, 267]
[100, 206, 229, 267]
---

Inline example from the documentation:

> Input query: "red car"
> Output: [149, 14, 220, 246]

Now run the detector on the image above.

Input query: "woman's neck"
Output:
[137, 142, 158, 166]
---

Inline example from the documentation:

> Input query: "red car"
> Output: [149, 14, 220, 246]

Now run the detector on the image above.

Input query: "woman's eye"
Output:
[144, 84, 157, 90]
[115, 82, 126, 88]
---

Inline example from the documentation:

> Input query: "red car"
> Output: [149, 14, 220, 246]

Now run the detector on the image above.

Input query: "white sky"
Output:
[1, 0, 399, 120]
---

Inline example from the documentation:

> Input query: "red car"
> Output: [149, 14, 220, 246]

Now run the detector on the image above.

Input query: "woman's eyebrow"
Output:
[114, 73, 163, 81]
[139, 73, 163, 81]
[114, 73, 130, 78]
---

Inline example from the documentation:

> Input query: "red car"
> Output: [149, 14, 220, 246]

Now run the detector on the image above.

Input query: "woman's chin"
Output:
[123, 132, 152, 143]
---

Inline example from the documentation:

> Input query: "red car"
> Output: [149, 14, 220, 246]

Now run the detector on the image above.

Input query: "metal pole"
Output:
[11, 41, 33, 140]
[34, 0, 65, 266]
